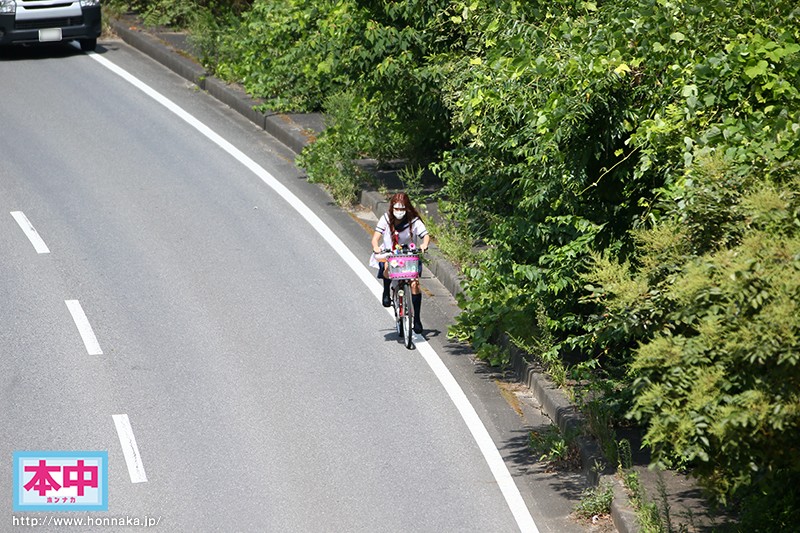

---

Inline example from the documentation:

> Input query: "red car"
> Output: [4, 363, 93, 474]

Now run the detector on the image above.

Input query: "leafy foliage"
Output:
[428, 3, 800, 509]
[108, 0, 251, 28]
[193, 0, 457, 200]
[295, 91, 367, 206]
[587, 164, 800, 502]
[202, 0, 366, 111]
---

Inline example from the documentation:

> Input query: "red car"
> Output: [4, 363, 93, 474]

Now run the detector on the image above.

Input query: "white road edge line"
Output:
[65, 300, 103, 355]
[112, 414, 148, 483]
[11, 211, 50, 254]
[85, 50, 538, 532]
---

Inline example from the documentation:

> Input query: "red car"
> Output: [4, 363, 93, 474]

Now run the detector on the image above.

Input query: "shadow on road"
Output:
[0, 41, 110, 61]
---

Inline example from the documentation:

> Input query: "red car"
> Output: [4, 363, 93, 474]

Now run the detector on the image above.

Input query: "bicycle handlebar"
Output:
[377, 246, 427, 255]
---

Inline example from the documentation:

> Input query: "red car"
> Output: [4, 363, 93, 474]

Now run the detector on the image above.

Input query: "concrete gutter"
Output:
[106, 17, 639, 532]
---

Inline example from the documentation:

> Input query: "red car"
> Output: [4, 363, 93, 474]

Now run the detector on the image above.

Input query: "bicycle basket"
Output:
[386, 254, 420, 279]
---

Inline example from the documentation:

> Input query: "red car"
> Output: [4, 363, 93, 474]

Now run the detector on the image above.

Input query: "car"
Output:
[0, 0, 101, 51]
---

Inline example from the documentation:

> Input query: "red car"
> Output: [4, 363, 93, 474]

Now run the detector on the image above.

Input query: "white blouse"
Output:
[369, 213, 428, 267]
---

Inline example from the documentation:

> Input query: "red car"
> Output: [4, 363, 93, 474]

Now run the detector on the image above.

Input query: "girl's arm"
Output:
[420, 234, 430, 252]
[371, 231, 384, 254]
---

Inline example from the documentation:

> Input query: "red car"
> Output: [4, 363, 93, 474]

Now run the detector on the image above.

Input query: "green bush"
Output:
[738, 470, 800, 532]
[109, 0, 250, 28]
[202, 0, 367, 111]
[295, 91, 367, 206]
[436, 0, 800, 507]
[587, 167, 800, 503]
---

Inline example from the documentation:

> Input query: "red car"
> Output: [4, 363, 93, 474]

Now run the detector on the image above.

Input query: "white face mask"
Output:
[392, 204, 407, 219]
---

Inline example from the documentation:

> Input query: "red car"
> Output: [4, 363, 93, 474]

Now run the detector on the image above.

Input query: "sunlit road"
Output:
[1, 40, 587, 532]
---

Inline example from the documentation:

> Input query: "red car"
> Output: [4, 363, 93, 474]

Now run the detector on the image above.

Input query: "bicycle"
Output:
[378, 246, 422, 349]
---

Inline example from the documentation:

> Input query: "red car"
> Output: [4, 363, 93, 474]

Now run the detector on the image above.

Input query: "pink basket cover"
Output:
[386, 254, 420, 279]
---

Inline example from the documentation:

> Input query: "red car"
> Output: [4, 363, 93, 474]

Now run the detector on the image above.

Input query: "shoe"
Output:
[413, 319, 423, 334]
[382, 294, 392, 307]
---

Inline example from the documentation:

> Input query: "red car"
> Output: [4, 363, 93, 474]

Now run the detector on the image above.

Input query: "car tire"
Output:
[79, 38, 97, 52]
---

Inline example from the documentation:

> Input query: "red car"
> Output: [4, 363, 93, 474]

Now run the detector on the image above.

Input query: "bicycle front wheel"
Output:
[393, 287, 403, 337]
[402, 291, 413, 349]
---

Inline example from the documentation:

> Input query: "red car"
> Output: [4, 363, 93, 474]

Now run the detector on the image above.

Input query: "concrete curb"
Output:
[611, 479, 640, 533]
[203, 76, 268, 129]
[107, 17, 637, 531]
[264, 113, 318, 155]
[509, 342, 639, 529]
[109, 18, 207, 88]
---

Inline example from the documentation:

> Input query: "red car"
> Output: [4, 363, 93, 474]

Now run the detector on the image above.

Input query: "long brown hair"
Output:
[387, 192, 422, 235]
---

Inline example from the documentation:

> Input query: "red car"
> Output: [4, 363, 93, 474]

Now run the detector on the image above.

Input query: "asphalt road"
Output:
[1, 41, 591, 533]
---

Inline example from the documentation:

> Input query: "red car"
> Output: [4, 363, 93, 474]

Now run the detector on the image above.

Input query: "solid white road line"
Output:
[86, 51, 538, 532]
[11, 211, 50, 254]
[65, 300, 103, 355]
[414, 339, 538, 532]
[113, 414, 148, 483]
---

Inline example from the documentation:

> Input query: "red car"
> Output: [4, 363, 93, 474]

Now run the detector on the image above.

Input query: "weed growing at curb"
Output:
[618, 440, 698, 533]
[528, 426, 581, 471]
[621, 466, 664, 532]
[574, 482, 614, 520]
[423, 216, 478, 271]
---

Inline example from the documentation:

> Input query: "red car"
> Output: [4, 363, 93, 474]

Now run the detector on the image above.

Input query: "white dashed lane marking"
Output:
[65, 300, 103, 356]
[113, 414, 148, 484]
[11, 211, 50, 254]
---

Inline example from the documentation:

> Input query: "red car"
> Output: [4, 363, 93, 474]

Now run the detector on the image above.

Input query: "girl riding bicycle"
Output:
[369, 192, 430, 333]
